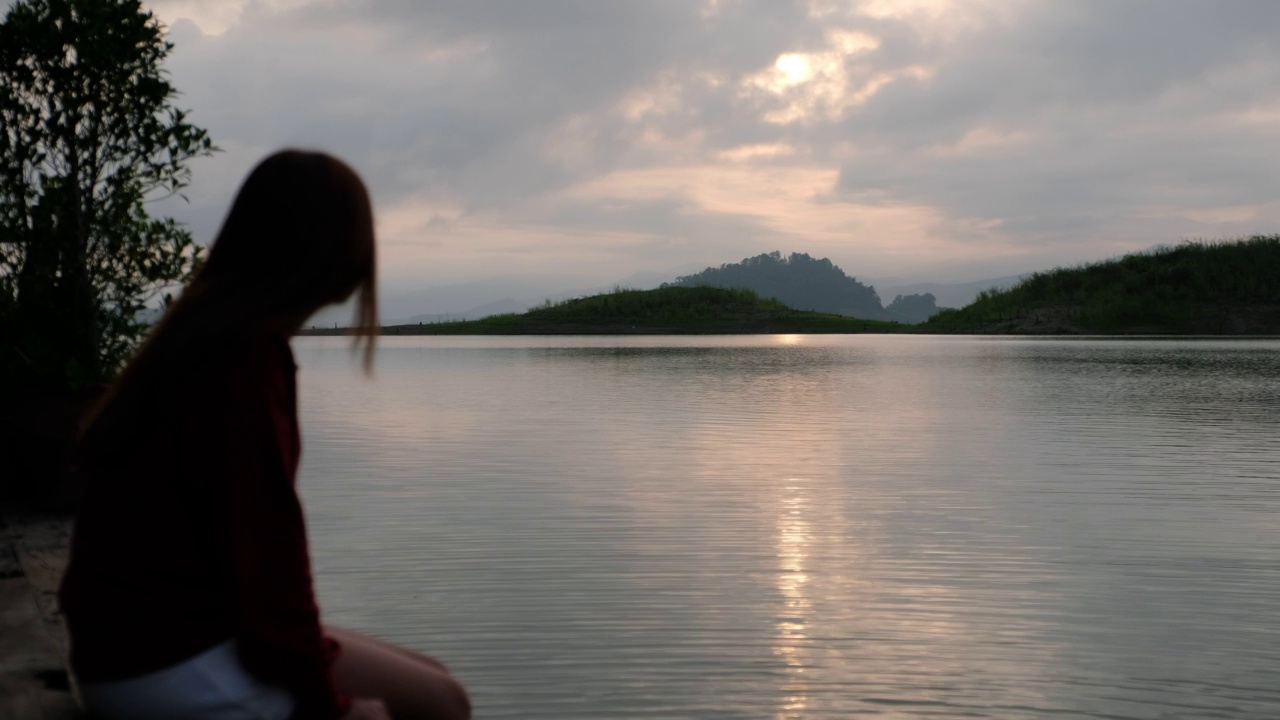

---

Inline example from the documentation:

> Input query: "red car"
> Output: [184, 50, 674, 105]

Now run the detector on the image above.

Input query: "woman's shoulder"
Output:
[78, 326, 295, 465]
[218, 326, 293, 364]
[186, 324, 294, 371]
[198, 327, 295, 396]
[136, 327, 295, 417]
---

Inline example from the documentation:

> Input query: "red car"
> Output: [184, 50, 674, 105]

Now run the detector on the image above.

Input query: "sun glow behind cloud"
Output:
[138, 0, 1280, 296]
[367, 160, 1027, 287]
[739, 29, 912, 125]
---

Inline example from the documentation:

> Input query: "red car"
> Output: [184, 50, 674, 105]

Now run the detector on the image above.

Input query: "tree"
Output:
[885, 293, 941, 324]
[0, 0, 215, 391]
[665, 251, 888, 320]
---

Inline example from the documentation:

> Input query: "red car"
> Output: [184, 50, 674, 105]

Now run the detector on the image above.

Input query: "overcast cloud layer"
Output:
[138, 0, 1280, 301]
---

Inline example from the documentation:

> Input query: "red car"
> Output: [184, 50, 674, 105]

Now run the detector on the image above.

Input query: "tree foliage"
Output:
[923, 236, 1280, 333]
[885, 293, 940, 324]
[378, 285, 902, 335]
[665, 251, 888, 320]
[0, 0, 215, 390]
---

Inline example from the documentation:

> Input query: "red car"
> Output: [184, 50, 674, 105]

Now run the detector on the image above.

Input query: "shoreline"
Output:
[0, 512, 77, 719]
[298, 327, 1280, 338]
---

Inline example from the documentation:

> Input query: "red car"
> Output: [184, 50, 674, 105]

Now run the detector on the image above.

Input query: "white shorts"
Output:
[77, 639, 296, 720]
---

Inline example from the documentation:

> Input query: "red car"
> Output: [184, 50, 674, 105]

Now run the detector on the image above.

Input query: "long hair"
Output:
[191, 149, 379, 365]
[80, 150, 378, 462]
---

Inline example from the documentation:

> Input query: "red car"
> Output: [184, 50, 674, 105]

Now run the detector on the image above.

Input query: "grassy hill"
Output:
[666, 251, 890, 320]
[921, 236, 1280, 334]
[366, 286, 903, 335]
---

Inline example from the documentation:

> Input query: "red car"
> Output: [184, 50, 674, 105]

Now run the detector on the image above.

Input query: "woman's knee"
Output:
[325, 625, 470, 720]
[325, 626, 447, 673]
[433, 672, 471, 720]
[380, 666, 470, 720]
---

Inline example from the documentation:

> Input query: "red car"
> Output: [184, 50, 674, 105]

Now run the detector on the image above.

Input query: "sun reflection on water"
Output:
[775, 481, 811, 719]
[288, 336, 1280, 719]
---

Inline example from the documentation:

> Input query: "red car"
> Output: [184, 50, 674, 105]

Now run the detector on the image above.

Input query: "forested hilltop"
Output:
[342, 286, 901, 335]
[304, 238, 1280, 337]
[664, 251, 942, 323]
[921, 236, 1280, 334]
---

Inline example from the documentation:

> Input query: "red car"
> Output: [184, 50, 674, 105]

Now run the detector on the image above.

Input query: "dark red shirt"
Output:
[59, 330, 350, 719]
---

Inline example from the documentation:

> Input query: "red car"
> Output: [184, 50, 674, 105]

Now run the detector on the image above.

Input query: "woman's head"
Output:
[80, 150, 378, 463]
[194, 149, 378, 366]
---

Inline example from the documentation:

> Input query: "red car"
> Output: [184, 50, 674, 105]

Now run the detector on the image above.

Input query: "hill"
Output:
[885, 292, 944, 323]
[870, 274, 1024, 310]
[360, 286, 902, 335]
[664, 252, 893, 320]
[921, 236, 1280, 334]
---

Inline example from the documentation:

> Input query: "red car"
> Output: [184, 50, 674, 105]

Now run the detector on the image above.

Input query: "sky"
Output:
[131, 0, 1280, 311]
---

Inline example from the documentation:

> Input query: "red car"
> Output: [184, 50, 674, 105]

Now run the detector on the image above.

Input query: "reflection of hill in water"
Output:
[529, 343, 873, 378]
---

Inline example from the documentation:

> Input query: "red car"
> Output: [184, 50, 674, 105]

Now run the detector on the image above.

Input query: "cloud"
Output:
[136, 0, 1280, 299]
[829, 1, 1280, 261]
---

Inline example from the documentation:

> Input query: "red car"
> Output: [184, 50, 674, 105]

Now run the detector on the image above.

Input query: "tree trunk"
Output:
[64, 146, 101, 384]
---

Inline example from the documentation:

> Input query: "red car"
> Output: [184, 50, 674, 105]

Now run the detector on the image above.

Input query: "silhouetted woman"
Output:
[59, 150, 470, 720]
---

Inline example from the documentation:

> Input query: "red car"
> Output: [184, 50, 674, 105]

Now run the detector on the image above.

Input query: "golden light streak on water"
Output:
[296, 335, 1280, 719]
[775, 482, 811, 719]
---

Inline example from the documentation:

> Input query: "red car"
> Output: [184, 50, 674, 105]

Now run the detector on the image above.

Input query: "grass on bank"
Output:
[920, 235, 1280, 333]
[378, 285, 903, 335]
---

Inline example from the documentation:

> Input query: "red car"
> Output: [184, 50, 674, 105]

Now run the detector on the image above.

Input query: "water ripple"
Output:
[294, 336, 1280, 719]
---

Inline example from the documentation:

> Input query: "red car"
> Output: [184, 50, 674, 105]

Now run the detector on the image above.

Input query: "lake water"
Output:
[293, 335, 1280, 719]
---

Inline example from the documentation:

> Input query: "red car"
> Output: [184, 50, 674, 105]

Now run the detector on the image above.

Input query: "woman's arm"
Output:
[226, 334, 353, 719]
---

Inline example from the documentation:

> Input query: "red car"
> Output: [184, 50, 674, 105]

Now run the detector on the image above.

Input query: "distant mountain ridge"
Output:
[664, 251, 944, 323]
[665, 251, 888, 319]
[871, 275, 1025, 310]
[360, 286, 901, 335]
[321, 259, 1020, 328]
[305, 237, 1280, 336]
[404, 298, 528, 324]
